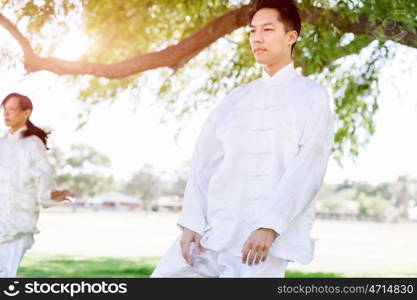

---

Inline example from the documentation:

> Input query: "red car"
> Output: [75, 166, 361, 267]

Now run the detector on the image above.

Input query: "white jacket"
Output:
[0, 126, 56, 244]
[177, 62, 334, 264]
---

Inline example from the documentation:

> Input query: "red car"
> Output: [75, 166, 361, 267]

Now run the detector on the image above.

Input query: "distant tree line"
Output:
[316, 176, 417, 222]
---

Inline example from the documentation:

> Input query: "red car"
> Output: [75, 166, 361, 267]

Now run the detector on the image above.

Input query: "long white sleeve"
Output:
[176, 109, 224, 235]
[30, 137, 56, 209]
[255, 86, 334, 236]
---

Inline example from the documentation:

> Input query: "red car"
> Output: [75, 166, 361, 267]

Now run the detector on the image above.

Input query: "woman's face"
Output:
[3, 97, 31, 129]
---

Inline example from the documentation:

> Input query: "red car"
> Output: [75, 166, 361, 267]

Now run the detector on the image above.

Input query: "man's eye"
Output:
[265, 28, 274, 31]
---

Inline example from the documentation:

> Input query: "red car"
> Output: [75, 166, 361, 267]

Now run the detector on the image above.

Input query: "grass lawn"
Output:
[18, 254, 343, 278]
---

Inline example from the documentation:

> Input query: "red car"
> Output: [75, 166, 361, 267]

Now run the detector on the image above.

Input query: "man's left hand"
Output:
[241, 228, 278, 266]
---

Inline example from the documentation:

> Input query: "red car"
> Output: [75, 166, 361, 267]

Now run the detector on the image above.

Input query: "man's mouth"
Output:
[254, 48, 267, 53]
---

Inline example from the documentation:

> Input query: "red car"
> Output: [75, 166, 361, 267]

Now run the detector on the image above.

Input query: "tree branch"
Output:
[297, 35, 375, 75]
[0, 14, 34, 58]
[0, 3, 415, 79]
[0, 4, 252, 78]
[301, 6, 417, 49]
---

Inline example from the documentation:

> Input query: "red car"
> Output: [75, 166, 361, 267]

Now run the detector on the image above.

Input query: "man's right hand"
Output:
[180, 227, 202, 266]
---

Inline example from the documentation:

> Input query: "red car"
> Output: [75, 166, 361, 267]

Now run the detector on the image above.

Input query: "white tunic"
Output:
[177, 62, 334, 265]
[0, 126, 56, 244]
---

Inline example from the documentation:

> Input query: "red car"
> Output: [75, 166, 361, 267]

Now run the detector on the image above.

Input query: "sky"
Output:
[0, 26, 416, 185]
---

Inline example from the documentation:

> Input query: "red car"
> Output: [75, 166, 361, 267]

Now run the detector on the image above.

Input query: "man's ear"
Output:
[287, 30, 298, 46]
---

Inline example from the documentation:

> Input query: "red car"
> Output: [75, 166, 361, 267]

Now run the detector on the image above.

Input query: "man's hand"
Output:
[51, 189, 73, 202]
[180, 227, 202, 266]
[241, 228, 278, 266]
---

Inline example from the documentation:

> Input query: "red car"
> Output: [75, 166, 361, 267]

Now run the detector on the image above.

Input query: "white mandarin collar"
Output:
[6, 125, 27, 141]
[261, 62, 297, 86]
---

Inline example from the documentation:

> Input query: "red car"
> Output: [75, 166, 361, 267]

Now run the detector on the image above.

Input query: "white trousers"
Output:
[151, 235, 288, 278]
[0, 234, 34, 278]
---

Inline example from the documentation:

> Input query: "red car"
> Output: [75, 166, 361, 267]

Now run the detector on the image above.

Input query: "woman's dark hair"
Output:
[1, 93, 50, 149]
[248, 0, 302, 54]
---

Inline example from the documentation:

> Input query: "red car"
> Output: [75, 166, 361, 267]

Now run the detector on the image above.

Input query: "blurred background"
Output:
[0, 0, 416, 277]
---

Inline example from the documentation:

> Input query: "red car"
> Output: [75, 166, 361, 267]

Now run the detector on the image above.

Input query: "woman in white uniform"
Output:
[0, 92, 72, 278]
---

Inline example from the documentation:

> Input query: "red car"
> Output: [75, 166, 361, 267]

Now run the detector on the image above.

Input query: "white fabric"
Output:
[177, 62, 334, 265]
[151, 235, 288, 278]
[0, 126, 56, 244]
[0, 233, 34, 277]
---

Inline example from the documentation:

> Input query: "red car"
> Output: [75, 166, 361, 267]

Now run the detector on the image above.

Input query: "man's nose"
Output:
[252, 32, 264, 44]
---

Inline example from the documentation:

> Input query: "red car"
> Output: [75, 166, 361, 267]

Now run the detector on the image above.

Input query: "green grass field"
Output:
[18, 254, 342, 278]
[24, 211, 417, 278]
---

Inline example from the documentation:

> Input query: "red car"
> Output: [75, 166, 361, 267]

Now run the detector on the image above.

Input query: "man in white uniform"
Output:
[152, 0, 334, 277]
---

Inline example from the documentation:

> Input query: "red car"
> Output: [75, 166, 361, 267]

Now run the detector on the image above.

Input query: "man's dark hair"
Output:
[248, 0, 302, 54]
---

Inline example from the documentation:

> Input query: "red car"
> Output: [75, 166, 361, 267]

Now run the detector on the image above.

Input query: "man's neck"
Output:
[264, 57, 292, 77]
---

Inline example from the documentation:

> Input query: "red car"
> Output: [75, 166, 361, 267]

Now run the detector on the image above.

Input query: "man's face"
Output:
[3, 97, 30, 129]
[249, 8, 297, 66]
